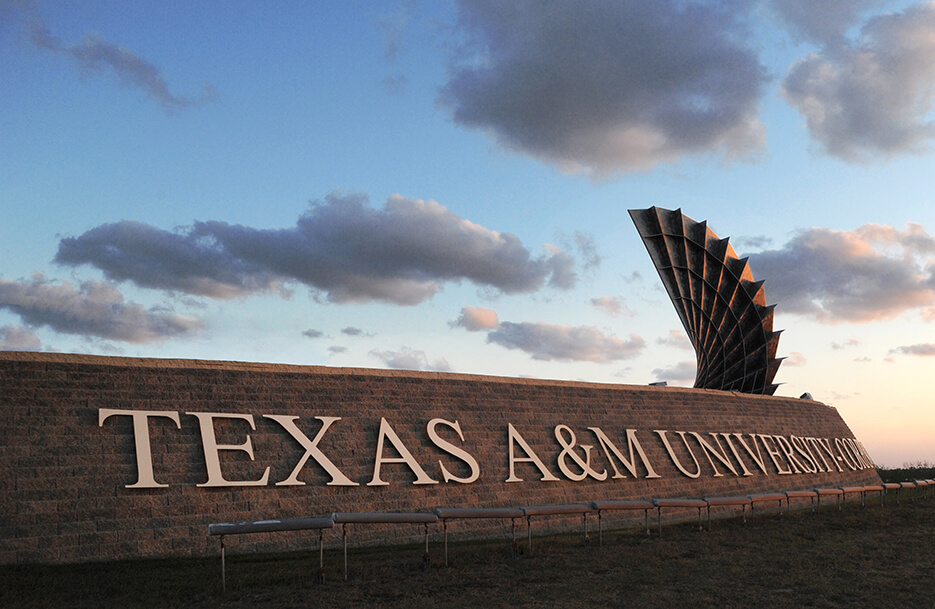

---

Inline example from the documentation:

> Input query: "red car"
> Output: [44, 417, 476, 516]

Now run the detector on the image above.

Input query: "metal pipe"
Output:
[597, 511, 603, 547]
[343, 524, 348, 581]
[220, 536, 226, 595]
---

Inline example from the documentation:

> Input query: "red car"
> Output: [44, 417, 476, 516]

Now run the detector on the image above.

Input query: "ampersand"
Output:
[554, 424, 607, 481]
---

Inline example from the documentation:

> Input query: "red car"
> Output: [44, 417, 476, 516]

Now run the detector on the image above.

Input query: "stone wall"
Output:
[0, 352, 880, 564]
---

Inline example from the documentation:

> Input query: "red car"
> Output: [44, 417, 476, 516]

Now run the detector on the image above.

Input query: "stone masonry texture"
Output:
[0, 352, 880, 564]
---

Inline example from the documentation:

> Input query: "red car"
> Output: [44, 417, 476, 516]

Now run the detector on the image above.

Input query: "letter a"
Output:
[505, 424, 559, 482]
[368, 418, 439, 486]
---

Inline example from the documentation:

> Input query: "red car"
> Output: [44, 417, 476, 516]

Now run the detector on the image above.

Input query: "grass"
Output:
[3, 491, 934, 608]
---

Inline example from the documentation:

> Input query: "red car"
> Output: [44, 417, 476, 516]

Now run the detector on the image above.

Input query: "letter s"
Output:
[427, 418, 480, 484]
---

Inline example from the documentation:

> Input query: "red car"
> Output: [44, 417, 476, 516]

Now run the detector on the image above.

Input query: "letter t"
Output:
[99, 409, 181, 489]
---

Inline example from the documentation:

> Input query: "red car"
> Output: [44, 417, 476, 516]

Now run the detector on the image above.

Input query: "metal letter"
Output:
[688, 432, 738, 477]
[814, 438, 844, 472]
[757, 434, 792, 475]
[188, 412, 270, 487]
[789, 436, 819, 473]
[588, 427, 661, 479]
[730, 433, 770, 475]
[426, 418, 480, 484]
[368, 418, 439, 486]
[654, 430, 701, 479]
[264, 415, 358, 486]
[846, 438, 873, 469]
[505, 423, 560, 482]
[98, 408, 180, 489]
[851, 439, 875, 469]
[716, 433, 754, 477]
[773, 435, 804, 474]
[554, 425, 607, 481]
[834, 438, 858, 470]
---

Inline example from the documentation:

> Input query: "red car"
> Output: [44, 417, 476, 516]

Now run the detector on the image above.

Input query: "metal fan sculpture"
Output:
[629, 207, 782, 395]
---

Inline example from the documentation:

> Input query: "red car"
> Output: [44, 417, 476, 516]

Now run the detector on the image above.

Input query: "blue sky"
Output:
[2, 1, 934, 466]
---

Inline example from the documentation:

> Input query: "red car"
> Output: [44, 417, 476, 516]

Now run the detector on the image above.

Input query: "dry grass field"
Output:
[3, 483, 934, 609]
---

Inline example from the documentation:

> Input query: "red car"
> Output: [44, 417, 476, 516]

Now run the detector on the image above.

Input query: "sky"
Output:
[1, 0, 933, 467]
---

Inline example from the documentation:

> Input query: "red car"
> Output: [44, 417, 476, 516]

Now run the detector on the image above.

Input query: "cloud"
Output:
[439, 0, 767, 176]
[538, 245, 577, 290]
[784, 351, 807, 367]
[56, 192, 580, 306]
[487, 322, 645, 362]
[369, 346, 451, 371]
[781, 2, 935, 161]
[375, 6, 412, 95]
[657, 329, 692, 350]
[0, 325, 41, 351]
[328, 345, 348, 354]
[831, 338, 860, 351]
[0, 275, 201, 343]
[451, 306, 499, 331]
[748, 223, 935, 323]
[55, 220, 287, 299]
[302, 329, 326, 339]
[768, 0, 883, 46]
[890, 343, 935, 357]
[455, 306, 646, 363]
[380, 74, 408, 95]
[375, 5, 410, 63]
[0, 1, 29, 31]
[651, 361, 696, 385]
[559, 231, 602, 273]
[855, 222, 935, 254]
[341, 327, 373, 337]
[590, 296, 631, 318]
[28, 19, 216, 114]
[734, 235, 773, 251]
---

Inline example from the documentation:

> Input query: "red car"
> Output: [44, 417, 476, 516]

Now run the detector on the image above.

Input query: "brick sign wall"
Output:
[0, 352, 880, 564]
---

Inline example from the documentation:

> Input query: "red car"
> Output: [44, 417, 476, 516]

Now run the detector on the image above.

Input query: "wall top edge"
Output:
[0, 350, 812, 404]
